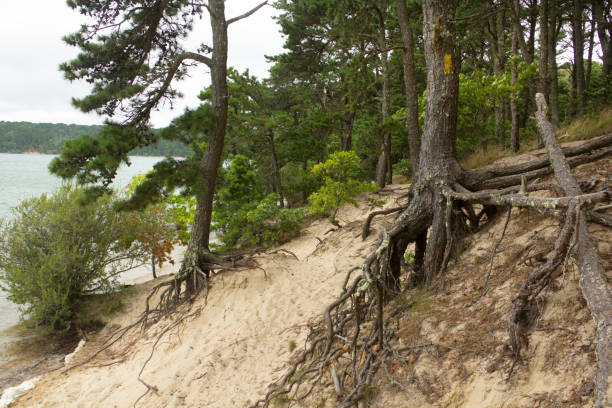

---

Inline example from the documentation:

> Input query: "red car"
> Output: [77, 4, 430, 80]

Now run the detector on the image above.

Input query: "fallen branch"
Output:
[461, 133, 612, 189]
[531, 93, 612, 408]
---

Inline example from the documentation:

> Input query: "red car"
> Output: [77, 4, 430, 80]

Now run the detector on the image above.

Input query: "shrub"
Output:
[244, 193, 305, 247]
[393, 158, 413, 181]
[0, 185, 162, 333]
[124, 174, 193, 275]
[308, 151, 377, 225]
[213, 156, 305, 248]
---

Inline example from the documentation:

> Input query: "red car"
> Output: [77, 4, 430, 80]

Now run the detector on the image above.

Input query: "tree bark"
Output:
[538, 0, 549, 102]
[509, 0, 537, 128]
[183, 0, 229, 275]
[586, 7, 596, 90]
[511, 22, 520, 152]
[419, 0, 461, 281]
[396, 0, 421, 177]
[491, 3, 507, 146]
[374, 6, 392, 188]
[573, 0, 586, 114]
[548, 0, 560, 127]
[592, 0, 611, 91]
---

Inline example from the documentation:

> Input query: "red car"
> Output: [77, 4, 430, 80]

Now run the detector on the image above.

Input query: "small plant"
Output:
[404, 251, 415, 266]
[308, 151, 377, 225]
[359, 385, 377, 403]
[288, 339, 297, 352]
[365, 196, 386, 208]
[272, 394, 289, 407]
[244, 194, 306, 247]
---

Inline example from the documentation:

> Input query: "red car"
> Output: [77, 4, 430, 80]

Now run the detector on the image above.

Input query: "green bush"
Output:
[0, 185, 161, 333]
[308, 151, 377, 225]
[213, 155, 305, 248]
[244, 193, 306, 247]
[393, 158, 413, 181]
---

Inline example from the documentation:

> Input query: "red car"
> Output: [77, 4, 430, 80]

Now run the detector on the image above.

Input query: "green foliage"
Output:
[308, 151, 377, 223]
[122, 174, 182, 270]
[404, 251, 415, 266]
[244, 194, 306, 247]
[365, 197, 386, 208]
[213, 155, 264, 248]
[452, 61, 537, 157]
[125, 173, 196, 247]
[393, 157, 413, 181]
[49, 0, 217, 212]
[0, 185, 165, 333]
[213, 155, 304, 248]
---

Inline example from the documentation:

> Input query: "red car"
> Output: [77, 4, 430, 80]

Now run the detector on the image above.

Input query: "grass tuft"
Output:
[557, 108, 612, 142]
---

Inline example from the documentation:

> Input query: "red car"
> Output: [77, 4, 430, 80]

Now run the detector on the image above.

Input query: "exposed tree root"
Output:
[362, 205, 407, 240]
[253, 99, 611, 407]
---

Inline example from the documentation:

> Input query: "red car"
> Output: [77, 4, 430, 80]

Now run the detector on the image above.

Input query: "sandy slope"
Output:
[13, 185, 410, 408]
[11, 140, 612, 408]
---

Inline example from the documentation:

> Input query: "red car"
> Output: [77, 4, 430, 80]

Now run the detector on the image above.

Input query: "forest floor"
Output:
[8, 136, 612, 408]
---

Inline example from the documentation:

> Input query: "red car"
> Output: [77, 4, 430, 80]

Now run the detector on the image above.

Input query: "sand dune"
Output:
[12, 185, 410, 408]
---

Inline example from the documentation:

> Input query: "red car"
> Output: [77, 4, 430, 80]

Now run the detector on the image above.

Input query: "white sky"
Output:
[0, 1, 285, 127]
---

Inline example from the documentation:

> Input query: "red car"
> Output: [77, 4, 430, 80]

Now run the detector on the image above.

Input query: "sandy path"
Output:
[14, 187, 408, 408]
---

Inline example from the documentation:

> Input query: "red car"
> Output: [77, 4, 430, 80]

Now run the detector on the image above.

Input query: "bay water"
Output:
[0, 153, 163, 338]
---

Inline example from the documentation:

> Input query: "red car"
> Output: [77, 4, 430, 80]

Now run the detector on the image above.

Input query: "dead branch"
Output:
[529, 93, 612, 408]
[461, 133, 612, 189]
[482, 207, 512, 296]
[474, 146, 612, 190]
[587, 211, 612, 228]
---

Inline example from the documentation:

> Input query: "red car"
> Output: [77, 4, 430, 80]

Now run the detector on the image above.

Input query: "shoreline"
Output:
[0, 246, 185, 397]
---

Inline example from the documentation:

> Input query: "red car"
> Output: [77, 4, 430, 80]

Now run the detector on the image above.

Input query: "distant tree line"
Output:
[0, 121, 191, 156]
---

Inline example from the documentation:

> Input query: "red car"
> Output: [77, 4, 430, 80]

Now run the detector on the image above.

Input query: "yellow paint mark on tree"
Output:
[444, 54, 451, 75]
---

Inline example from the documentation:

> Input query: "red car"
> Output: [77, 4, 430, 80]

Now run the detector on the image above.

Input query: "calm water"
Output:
[0, 153, 163, 336]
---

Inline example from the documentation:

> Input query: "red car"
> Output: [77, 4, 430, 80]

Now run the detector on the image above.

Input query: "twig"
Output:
[482, 207, 512, 296]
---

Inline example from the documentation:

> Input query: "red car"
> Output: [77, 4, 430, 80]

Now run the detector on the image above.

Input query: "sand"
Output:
[8, 141, 612, 407]
[12, 185, 410, 408]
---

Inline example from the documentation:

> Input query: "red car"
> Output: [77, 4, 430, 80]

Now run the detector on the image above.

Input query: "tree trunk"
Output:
[182, 0, 229, 275]
[548, 0, 560, 128]
[381, 0, 461, 287]
[538, 0, 549, 102]
[491, 4, 506, 146]
[151, 254, 157, 280]
[419, 0, 461, 281]
[396, 0, 421, 177]
[586, 7, 595, 90]
[573, 0, 586, 114]
[341, 110, 355, 151]
[592, 0, 611, 87]
[509, 0, 537, 129]
[511, 22, 520, 152]
[374, 6, 392, 188]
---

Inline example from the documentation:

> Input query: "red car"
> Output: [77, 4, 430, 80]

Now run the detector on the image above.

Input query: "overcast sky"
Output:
[0, 1, 286, 127]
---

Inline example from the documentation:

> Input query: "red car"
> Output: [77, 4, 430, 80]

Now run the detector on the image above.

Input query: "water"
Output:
[0, 153, 163, 335]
